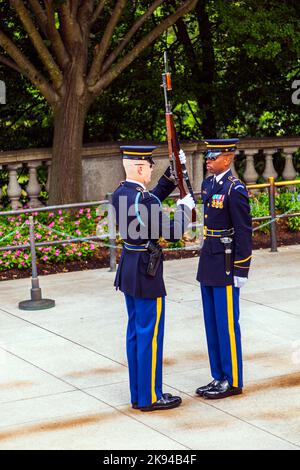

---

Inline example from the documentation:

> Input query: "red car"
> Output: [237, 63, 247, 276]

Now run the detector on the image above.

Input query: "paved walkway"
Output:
[0, 245, 300, 450]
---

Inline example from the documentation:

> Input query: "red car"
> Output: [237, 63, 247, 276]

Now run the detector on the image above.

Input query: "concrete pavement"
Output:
[0, 245, 299, 450]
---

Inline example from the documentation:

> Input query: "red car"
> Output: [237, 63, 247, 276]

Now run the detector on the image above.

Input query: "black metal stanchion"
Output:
[19, 216, 55, 311]
[268, 176, 278, 252]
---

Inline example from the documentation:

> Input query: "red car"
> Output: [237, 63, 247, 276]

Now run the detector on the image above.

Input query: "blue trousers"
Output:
[124, 294, 165, 407]
[200, 285, 243, 388]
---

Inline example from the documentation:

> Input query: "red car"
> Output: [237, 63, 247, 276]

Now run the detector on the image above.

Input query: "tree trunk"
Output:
[196, 0, 216, 138]
[49, 77, 88, 206]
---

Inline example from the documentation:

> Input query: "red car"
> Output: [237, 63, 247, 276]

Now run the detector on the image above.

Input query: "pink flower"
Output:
[42, 256, 48, 262]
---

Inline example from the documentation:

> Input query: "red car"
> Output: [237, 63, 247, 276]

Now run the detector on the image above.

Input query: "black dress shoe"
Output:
[203, 380, 242, 400]
[140, 393, 182, 412]
[132, 393, 174, 409]
[195, 379, 221, 396]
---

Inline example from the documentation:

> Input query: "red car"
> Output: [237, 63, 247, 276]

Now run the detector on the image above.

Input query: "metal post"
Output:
[268, 176, 278, 252]
[107, 193, 116, 272]
[19, 216, 55, 310]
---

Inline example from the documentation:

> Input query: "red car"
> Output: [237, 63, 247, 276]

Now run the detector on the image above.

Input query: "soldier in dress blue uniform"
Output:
[112, 145, 194, 411]
[195, 139, 252, 399]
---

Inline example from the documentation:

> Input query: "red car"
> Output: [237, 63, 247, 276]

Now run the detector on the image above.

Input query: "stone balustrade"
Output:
[0, 137, 299, 209]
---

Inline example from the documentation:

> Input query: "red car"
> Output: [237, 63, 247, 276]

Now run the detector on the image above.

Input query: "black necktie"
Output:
[211, 177, 216, 190]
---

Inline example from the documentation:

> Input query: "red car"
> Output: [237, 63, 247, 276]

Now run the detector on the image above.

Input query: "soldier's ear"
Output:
[137, 165, 144, 175]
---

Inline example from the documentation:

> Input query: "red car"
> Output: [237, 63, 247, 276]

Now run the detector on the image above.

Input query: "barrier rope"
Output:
[252, 206, 298, 232]
[0, 206, 299, 253]
[0, 222, 28, 245]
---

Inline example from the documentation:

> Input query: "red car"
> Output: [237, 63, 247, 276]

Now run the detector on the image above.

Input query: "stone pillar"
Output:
[26, 161, 42, 208]
[7, 164, 22, 209]
[282, 147, 298, 181]
[192, 150, 204, 193]
[243, 150, 258, 185]
[262, 149, 278, 181]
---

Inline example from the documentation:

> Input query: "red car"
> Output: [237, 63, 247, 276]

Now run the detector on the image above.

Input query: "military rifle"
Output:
[162, 51, 196, 206]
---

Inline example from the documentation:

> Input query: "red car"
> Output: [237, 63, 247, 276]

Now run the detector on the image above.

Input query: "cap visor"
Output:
[205, 151, 222, 159]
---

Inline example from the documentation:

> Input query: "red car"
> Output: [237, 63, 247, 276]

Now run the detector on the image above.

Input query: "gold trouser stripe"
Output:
[234, 265, 250, 269]
[151, 297, 162, 403]
[226, 286, 238, 388]
[234, 255, 252, 264]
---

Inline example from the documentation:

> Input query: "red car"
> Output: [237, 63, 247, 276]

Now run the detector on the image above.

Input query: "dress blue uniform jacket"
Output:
[197, 170, 252, 286]
[113, 167, 191, 299]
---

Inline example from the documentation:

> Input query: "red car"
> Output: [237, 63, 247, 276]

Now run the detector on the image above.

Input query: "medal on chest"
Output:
[212, 194, 225, 209]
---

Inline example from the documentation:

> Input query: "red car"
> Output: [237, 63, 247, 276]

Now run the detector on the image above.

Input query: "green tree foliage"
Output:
[0, 0, 300, 151]
[0, 0, 197, 204]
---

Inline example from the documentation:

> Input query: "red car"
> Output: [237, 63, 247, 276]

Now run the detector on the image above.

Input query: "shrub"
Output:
[0, 207, 107, 271]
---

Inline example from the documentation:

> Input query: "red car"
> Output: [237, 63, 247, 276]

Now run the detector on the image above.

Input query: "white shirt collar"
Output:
[126, 179, 146, 189]
[215, 169, 230, 183]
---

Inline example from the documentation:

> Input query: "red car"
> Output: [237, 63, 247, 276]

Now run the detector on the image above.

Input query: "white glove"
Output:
[177, 193, 195, 211]
[234, 276, 248, 288]
[179, 149, 186, 165]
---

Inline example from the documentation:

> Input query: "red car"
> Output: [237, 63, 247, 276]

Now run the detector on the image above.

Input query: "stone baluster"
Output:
[192, 150, 204, 193]
[243, 150, 258, 185]
[282, 147, 298, 181]
[262, 149, 278, 181]
[230, 157, 239, 178]
[26, 161, 42, 208]
[7, 164, 22, 209]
